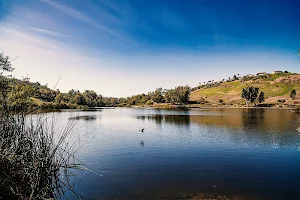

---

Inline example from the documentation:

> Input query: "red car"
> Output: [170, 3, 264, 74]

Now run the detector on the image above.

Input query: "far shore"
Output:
[130, 103, 299, 110]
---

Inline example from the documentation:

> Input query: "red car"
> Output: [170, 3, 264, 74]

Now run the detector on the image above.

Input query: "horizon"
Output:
[1, 0, 299, 97]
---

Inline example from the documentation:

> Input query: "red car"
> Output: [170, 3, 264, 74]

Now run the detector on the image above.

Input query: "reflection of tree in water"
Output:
[137, 110, 300, 147]
[69, 115, 97, 121]
[241, 109, 265, 131]
[239, 109, 299, 147]
[241, 109, 298, 133]
[164, 115, 190, 126]
[137, 115, 190, 126]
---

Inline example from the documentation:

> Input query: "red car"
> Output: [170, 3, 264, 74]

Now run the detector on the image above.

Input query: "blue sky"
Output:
[0, 0, 299, 97]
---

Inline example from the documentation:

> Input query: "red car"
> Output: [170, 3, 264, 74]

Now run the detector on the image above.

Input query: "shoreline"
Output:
[130, 103, 298, 110]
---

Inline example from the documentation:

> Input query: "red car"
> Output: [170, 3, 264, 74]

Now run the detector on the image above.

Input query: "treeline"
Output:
[4, 78, 107, 110]
[118, 86, 191, 106]
[1, 49, 192, 111]
[2, 76, 191, 111]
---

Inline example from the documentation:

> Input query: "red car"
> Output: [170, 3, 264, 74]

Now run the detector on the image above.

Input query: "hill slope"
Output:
[190, 73, 300, 106]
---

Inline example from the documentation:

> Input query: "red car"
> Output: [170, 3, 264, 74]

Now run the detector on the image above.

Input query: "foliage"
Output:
[257, 91, 265, 103]
[146, 99, 154, 105]
[0, 52, 14, 72]
[2, 79, 109, 110]
[241, 86, 259, 107]
[0, 76, 10, 110]
[290, 89, 296, 100]
[0, 52, 86, 199]
[0, 113, 81, 199]
[7, 83, 35, 111]
[148, 88, 164, 103]
[163, 86, 191, 104]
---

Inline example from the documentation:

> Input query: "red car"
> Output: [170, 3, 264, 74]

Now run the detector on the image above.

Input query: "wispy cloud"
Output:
[1, 0, 299, 97]
[38, 0, 91, 23]
[30, 27, 71, 38]
[38, 0, 129, 42]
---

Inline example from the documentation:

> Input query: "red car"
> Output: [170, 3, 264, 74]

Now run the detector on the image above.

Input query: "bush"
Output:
[146, 99, 154, 105]
[290, 89, 296, 100]
[277, 99, 286, 103]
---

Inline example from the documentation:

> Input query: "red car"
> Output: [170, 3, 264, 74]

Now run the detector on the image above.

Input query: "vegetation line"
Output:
[0, 52, 96, 199]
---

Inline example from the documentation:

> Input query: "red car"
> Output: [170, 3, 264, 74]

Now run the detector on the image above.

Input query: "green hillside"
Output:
[190, 73, 300, 106]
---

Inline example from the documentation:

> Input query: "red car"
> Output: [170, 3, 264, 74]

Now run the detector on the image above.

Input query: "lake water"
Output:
[50, 108, 300, 199]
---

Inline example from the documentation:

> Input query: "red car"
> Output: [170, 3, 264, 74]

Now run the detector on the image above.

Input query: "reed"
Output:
[0, 110, 84, 199]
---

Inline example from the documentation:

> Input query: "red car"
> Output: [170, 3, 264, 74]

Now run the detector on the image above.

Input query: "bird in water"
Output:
[139, 128, 144, 132]
[139, 141, 144, 146]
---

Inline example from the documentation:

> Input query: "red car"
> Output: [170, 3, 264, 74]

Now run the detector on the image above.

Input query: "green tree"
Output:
[0, 52, 14, 110]
[290, 89, 296, 100]
[55, 93, 67, 104]
[8, 84, 35, 110]
[39, 88, 56, 102]
[146, 99, 154, 105]
[148, 88, 164, 103]
[0, 52, 14, 72]
[241, 86, 259, 107]
[163, 86, 190, 104]
[83, 90, 99, 107]
[74, 92, 85, 105]
[257, 91, 265, 104]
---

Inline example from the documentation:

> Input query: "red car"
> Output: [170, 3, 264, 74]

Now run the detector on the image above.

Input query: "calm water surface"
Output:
[48, 108, 300, 199]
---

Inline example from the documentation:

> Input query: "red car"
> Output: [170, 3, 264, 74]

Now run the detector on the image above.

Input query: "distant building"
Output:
[246, 74, 254, 77]
[256, 72, 267, 76]
[23, 74, 30, 82]
[272, 70, 283, 74]
[23, 77, 30, 82]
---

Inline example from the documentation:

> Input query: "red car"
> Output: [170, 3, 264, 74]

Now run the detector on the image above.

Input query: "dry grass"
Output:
[0, 111, 85, 199]
[190, 74, 300, 105]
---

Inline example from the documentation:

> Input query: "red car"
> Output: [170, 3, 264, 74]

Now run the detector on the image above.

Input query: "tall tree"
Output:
[241, 86, 259, 107]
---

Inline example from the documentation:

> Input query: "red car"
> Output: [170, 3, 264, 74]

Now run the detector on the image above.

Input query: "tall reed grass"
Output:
[0, 110, 83, 199]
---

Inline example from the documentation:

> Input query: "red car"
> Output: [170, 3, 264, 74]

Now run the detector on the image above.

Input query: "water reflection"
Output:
[68, 115, 98, 121]
[137, 109, 299, 132]
[136, 109, 300, 147]
[137, 114, 190, 126]
[58, 108, 300, 200]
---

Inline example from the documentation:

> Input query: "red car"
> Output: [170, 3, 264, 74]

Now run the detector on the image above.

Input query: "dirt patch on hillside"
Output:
[273, 74, 300, 84]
